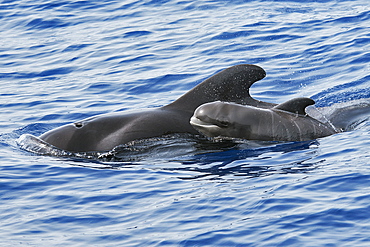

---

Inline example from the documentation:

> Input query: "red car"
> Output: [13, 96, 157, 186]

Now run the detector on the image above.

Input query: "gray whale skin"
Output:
[40, 64, 270, 152]
[190, 98, 339, 142]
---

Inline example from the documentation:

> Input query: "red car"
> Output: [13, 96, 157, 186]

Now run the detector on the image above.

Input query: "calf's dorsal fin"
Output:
[273, 97, 315, 115]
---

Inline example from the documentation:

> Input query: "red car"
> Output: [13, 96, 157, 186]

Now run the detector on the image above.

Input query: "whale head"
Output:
[190, 101, 253, 138]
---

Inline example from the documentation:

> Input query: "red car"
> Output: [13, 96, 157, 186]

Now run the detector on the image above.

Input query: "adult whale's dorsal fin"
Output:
[273, 97, 315, 115]
[165, 64, 276, 113]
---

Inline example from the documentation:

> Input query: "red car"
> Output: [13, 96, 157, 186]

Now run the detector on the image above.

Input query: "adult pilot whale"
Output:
[190, 98, 339, 142]
[38, 64, 275, 152]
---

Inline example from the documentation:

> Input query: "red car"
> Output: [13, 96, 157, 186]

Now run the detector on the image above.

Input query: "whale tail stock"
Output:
[165, 64, 276, 113]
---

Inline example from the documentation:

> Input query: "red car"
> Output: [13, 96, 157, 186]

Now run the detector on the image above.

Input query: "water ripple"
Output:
[1, 0, 370, 246]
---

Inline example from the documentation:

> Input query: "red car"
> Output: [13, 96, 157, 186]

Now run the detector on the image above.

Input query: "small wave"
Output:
[17, 134, 74, 157]
[122, 30, 152, 38]
[26, 17, 69, 30]
[0, 67, 74, 79]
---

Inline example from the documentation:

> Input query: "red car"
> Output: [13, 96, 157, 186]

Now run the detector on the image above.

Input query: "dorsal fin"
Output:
[273, 97, 315, 115]
[164, 64, 276, 113]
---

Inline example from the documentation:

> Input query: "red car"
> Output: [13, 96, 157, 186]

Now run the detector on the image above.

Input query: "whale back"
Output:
[165, 64, 276, 113]
[37, 64, 292, 152]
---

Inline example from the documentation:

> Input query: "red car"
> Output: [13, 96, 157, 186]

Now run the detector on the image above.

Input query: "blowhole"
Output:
[74, 122, 83, 128]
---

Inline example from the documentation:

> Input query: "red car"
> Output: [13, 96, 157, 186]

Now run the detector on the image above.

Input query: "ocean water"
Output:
[1, 0, 370, 246]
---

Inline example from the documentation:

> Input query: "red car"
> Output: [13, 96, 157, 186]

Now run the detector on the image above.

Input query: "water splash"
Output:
[306, 106, 342, 132]
[17, 134, 72, 156]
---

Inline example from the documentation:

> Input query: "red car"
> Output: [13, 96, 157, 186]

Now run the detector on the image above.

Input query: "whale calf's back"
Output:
[190, 99, 338, 142]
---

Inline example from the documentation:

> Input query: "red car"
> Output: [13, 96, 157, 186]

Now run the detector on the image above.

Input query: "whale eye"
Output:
[74, 122, 83, 128]
[218, 120, 229, 128]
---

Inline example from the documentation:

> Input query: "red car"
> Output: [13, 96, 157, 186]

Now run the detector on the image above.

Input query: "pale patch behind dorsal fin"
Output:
[273, 97, 315, 115]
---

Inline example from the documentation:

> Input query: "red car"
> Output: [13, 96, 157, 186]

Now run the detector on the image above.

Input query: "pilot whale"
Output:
[190, 98, 339, 142]
[39, 64, 273, 152]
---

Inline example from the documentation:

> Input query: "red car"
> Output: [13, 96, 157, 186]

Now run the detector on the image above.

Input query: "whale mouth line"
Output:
[190, 117, 227, 133]
[191, 115, 229, 127]
[191, 116, 216, 127]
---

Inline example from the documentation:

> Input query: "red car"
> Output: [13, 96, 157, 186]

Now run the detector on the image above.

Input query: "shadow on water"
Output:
[17, 132, 323, 180]
[92, 136, 322, 180]
[167, 137, 322, 179]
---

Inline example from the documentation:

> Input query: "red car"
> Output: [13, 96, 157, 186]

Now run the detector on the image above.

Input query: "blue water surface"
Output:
[1, 0, 370, 246]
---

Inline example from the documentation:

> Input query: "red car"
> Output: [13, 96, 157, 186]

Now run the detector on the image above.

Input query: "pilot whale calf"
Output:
[190, 98, 339, 142]
[39, 64, 272, 152]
